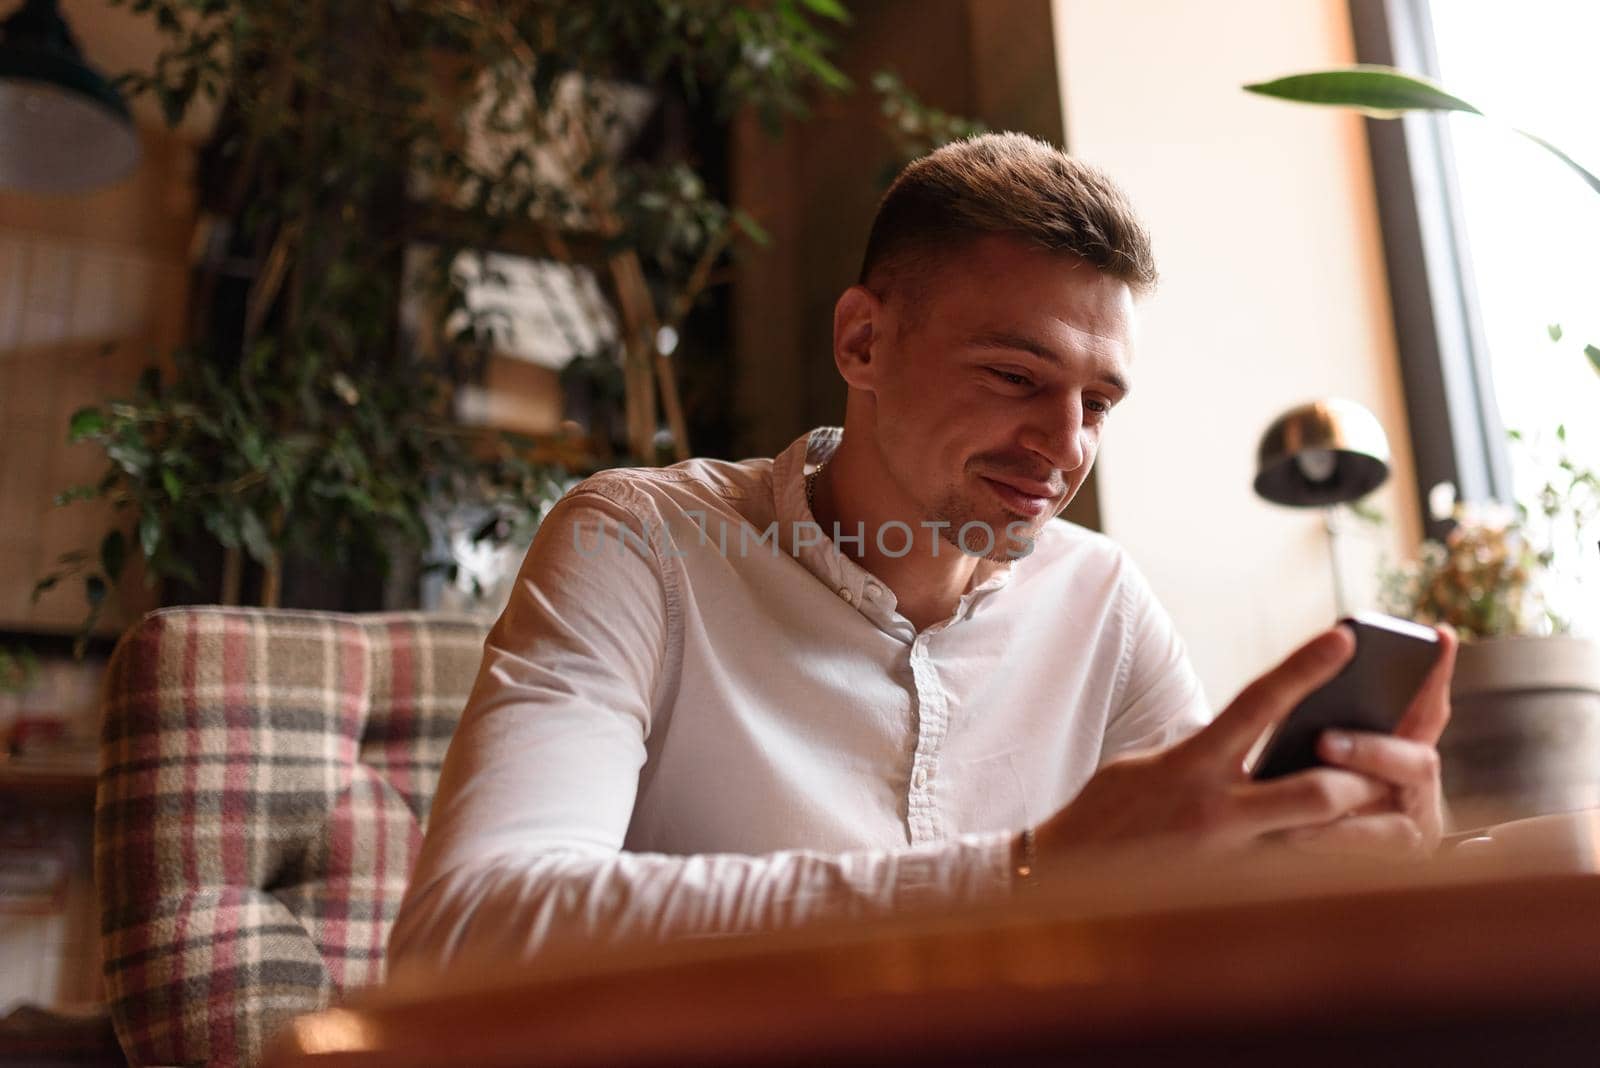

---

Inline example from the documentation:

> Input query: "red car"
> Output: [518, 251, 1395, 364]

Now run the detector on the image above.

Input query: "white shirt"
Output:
[388, 426, 1211, 975]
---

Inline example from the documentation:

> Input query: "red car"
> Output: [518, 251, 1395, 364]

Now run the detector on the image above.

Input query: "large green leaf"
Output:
[1247, 66, 1600, 200]
[1244, 67, 1483, 118]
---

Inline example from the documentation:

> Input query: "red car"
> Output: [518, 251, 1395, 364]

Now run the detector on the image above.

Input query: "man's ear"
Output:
[833, 285, 884, 391]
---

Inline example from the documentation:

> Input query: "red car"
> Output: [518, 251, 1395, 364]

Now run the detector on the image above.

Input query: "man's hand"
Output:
[1033, 623, 1456, 868]
[1279, 623, 1458, 859]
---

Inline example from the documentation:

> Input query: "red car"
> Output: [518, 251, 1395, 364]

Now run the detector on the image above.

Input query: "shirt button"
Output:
[912, 766, 928, 790]
[838, 587, 853, 603]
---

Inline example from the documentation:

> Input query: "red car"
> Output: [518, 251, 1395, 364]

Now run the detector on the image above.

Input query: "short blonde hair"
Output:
[859, 132, 1157, 306]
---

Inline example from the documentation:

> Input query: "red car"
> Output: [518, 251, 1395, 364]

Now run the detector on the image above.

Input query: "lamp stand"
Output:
[1323, 505, 1349, 618]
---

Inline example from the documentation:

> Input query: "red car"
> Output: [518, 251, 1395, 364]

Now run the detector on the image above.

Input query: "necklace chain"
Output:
[805, 459, 828, 516]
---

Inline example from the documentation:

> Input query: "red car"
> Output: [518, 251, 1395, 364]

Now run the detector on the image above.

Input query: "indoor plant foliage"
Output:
[39, 0, 865, 628]
[1381, 429, 1599, 641]
[1379, 431, 1600, 827]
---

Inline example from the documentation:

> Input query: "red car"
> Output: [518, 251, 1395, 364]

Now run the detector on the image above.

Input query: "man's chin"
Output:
[943, 506, 1049, 560]
[993, 513, 1049, 560]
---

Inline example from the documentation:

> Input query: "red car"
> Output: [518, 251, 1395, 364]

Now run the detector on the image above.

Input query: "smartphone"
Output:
[1249, 613, 1442, 781]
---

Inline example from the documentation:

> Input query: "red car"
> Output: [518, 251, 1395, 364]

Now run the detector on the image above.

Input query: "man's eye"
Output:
[988, 368, 1033, 388]
[1086, 397, 1111, 415]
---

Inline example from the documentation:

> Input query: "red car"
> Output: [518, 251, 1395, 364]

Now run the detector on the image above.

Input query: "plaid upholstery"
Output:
[95, 607, 488, 1067]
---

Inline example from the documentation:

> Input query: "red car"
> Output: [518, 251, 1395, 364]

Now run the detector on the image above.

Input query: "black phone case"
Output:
[1251, 614, 1441, 781]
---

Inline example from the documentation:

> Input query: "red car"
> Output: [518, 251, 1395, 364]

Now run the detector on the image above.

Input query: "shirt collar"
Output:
[772, 426, 1018, 632]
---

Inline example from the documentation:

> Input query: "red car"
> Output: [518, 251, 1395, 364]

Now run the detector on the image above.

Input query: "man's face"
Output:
[852, 235, 1137, 559]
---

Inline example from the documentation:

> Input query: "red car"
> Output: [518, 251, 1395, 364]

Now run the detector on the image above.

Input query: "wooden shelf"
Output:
[0, 757, 98, 802]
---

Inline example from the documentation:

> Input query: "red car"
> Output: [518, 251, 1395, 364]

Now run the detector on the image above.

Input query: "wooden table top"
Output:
[265, 841, 1600, 1068]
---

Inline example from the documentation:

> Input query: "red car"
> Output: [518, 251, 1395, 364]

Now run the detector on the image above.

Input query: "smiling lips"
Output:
[980, 475, 1063, 517]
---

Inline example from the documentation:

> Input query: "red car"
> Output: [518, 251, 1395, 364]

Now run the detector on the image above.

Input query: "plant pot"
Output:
[1439, 635, 1600, 830]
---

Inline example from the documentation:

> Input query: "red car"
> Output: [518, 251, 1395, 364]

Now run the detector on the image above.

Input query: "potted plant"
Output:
[1381, 428, 1600, 828]
[1246, 65, 1600, 829]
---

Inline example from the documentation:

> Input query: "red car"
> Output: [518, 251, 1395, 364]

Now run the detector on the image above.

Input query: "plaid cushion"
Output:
[95, 607, 487, 1067]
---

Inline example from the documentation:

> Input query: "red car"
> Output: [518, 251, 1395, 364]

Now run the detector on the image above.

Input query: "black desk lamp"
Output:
[1254, 398, 1392, 615]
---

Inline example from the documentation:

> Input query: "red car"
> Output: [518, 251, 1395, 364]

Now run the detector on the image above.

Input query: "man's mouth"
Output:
[980, 476, 1061, 517]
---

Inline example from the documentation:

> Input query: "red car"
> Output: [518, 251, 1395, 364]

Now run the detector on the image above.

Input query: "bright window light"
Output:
[1429, 0, 1600, 634]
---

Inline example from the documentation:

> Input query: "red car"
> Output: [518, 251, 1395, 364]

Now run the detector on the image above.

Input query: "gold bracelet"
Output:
[1012, 827, 1038, 893]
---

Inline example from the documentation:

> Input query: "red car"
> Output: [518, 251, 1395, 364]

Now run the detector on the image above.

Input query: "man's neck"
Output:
[810, 439, 1002, 631]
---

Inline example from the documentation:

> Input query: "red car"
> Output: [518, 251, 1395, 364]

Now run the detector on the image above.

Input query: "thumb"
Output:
[1187, 624, 1355, 770]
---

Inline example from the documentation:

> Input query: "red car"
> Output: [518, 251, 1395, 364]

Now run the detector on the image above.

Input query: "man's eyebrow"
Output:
[965, 329, 1131, 396]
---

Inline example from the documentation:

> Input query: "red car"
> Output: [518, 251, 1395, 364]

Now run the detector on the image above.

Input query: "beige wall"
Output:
[1053, 0, 1423, 704]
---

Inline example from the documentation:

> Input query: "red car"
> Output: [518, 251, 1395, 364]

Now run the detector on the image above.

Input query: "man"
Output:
[389, 132, 1455, 973]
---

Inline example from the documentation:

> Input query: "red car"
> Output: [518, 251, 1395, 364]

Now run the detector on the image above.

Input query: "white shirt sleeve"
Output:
[1096, 552, 1213, 764]
[387, 484, 1014, 977]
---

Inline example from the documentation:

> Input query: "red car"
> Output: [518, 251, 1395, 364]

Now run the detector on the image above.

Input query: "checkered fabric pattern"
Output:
[95, 606, 488, 1067]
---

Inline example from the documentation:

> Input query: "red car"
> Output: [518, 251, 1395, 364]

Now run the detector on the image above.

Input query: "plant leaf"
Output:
[54, 484, 99, 507]
[788, 41, 851, 92]
[1586, 344, 1600, 376]
[100, 530, 126, 583]
[732, 208, 771, 246]
[1243, 67, 1483, 118]
[237, 509, 274, 565]
[799, 0, 851, 21]
[138, 510, 161, 560]
[154, 552, 198, 590]
[1514, 129, 1600, 197]
[69, 407, 105, 441]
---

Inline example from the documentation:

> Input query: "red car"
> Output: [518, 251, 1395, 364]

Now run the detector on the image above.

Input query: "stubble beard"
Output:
[928, 485, 1051, 563]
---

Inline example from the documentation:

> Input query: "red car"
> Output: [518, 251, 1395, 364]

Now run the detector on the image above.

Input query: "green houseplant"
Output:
[1381, 444, 1600, 829]
[36, 0, 867, 632]
[1382, 428, 1599, 641]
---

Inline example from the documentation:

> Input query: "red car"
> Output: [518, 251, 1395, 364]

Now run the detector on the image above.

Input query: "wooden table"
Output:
[264, 847, 1600, 1067]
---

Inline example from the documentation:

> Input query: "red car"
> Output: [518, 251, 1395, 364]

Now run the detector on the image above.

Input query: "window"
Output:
[1428, 1, 1600, 633]
[1354, 0, 1600, 634]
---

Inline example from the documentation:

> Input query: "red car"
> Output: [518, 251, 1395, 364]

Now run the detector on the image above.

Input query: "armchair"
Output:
[94, 607, 487, 1067]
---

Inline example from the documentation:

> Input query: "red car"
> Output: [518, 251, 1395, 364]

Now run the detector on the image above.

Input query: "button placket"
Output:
[905, 636, 948, 844]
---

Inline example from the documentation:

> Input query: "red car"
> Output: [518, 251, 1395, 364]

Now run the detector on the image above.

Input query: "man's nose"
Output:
[1021, 395, 1087, 474]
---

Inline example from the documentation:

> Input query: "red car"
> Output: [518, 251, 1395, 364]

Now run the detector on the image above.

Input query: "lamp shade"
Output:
[1253, 398, 1391, 508]
[0, 0, 140, 194]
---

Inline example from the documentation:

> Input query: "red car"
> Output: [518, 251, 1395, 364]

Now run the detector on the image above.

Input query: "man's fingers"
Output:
[1396, 623, 1458, 745]
[1189, 625, 1355, 768]
[1317, 730, 1441, 790]
[1231, 767, 1392, 838]
[1280, 813, 1428, 859]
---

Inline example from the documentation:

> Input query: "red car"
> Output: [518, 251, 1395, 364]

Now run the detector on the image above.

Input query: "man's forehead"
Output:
[962, 323, 1134, 392]
[884, 238, 1138, 355]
